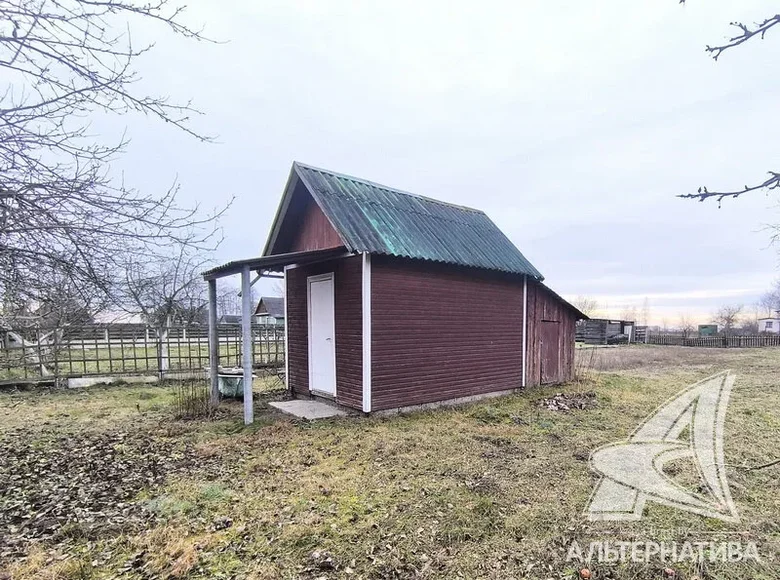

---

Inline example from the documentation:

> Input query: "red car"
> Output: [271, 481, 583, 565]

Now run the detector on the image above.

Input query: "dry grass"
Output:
[1, 347, 779, 579]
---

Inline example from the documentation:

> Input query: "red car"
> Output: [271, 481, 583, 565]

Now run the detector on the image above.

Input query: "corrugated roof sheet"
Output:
[293, 162, 543, 279]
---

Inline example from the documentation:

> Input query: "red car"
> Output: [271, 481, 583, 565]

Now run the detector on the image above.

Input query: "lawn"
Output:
[0, 346, 778, 579]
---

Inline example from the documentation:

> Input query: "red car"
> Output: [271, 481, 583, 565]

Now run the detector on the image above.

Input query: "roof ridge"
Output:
[293, 161, 485, 214]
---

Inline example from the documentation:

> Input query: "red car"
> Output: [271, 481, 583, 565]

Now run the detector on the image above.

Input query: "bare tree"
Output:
[0, 1, 228, 333]
[759, 280, 780, 317]
[572, 295, 598, 317]
[713, 304, 744, 336]
[121, 245, 208, 375]
[620, 305, 638, 323]
[122, 246, 208, 325]
[216, 287, 241, 318]
[678, 313, 695, 338]
[678, 2, 780, 204]
[640, 297, 651, 326]
[0, 275, 109, 375]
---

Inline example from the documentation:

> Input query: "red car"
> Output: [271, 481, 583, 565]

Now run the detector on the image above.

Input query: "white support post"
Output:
[283, 265, 290, 392]
[241, 266, 254, 425]
[208, 278, 219, 406]
[522, 275, 528, 388]
[361, 253, 372, 413]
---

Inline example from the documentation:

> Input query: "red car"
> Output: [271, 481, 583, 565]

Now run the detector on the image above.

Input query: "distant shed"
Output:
[698, 324, 718, 337]
[204, 162, 587, 413]
[576, 318, 635, 345]
[255, 296, 285, 325]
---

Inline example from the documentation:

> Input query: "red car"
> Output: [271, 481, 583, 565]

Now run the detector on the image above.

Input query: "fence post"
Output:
[157, 326, 169, 380]
[36, 328, 48, 378]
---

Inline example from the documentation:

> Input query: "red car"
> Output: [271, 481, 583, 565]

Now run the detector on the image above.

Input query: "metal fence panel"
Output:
[0, 323, 285, 385]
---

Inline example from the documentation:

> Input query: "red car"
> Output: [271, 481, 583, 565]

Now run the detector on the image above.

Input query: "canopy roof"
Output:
[202, 247, 346, 280]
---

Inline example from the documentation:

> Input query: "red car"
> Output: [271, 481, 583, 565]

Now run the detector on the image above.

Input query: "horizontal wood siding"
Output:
[525, 281, 576, 387]
[370, 256, 524, 411]
[286, 255, 363, 410]
[271, 177, 344, 254]
[290, 198, 343, 252]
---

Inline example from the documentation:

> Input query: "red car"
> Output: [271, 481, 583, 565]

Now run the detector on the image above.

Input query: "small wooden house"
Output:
[255, 296, 285, 325]
[758, 318, 780, 335]
[204, 163, 586, 414]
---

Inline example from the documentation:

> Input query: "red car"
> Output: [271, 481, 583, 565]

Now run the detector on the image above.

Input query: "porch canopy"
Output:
[202, 246, 348, 424]
[203, 247, 347, 280]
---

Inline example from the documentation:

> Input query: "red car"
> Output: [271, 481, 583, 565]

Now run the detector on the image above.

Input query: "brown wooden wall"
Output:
[525, 281, 577, 387]
[289, 198, 343, 252]
[270, 178, 344, 254]
[370, 256, 525, 411]
[286, 255, 363, 410]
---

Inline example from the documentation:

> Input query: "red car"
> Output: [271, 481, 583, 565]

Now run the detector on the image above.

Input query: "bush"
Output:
[172, 381, 213, 419]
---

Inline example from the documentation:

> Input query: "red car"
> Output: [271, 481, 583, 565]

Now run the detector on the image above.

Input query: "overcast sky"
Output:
[110, 0, 780, 325]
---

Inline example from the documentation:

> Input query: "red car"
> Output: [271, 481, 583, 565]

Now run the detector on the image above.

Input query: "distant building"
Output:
[758, 318, 780, 334]
[254, 296, 285, 326]
[698, 324, 718, 337]
[576, 319, 635, 344]
[217, 314, 242, 325]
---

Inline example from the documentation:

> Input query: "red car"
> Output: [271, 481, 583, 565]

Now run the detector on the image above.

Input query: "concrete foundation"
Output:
[373, 388, 521, 416]
[269, 399, 348, 420]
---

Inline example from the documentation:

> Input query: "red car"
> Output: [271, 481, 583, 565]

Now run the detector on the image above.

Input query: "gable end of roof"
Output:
[264, 162, 544, 279]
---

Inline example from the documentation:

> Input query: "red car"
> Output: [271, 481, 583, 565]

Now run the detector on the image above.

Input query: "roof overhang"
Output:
[262, 163, 350, 257]
[202, 247, 350, 280]
[538, 282, 589, 320]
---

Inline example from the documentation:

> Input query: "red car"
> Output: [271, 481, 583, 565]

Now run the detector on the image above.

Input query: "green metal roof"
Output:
[292, 162, 544, 279]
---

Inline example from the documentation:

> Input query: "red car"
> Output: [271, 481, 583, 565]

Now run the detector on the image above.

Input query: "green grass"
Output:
[1, 347, 779, 579]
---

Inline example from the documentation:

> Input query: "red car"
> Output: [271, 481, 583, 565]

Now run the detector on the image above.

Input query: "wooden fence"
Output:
[647, 334, 780, 348]
[0, 323, 284, 386]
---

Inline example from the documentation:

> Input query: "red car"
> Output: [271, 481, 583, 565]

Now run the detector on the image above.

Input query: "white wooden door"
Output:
[308, 274, 336, 395]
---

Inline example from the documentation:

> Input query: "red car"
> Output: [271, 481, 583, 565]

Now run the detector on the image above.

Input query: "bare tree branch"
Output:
[678, 3, 780, 204]
[744, 458, 780, 471]
[680, 2, 780, 61]
[678, 172, 780, 205]
[0, 1, 230, 328]
[571, 296, 598, 317]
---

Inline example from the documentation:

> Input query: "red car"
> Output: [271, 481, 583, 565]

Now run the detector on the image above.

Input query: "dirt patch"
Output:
[537, 391, 597, 412]
[0, 426, 218, 561]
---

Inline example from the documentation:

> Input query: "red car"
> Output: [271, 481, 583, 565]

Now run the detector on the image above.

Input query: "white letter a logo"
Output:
[586, 371, 739, 523]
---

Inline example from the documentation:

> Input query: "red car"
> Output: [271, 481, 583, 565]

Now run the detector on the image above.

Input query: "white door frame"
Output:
[307, 272, 336, 396]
